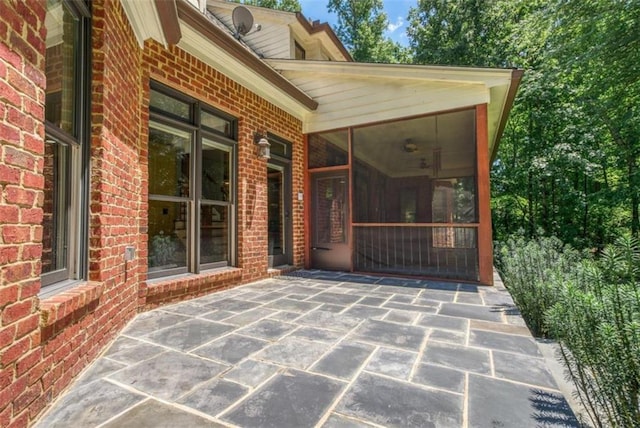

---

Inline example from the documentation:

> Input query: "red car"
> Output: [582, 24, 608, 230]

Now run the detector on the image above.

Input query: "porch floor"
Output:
[34, 271, 579, 427]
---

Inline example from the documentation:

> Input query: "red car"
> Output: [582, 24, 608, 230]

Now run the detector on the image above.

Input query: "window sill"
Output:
[39, 282, 103, 340]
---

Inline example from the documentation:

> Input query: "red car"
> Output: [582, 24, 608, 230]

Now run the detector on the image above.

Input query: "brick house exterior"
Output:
[0, 0, 521, 426]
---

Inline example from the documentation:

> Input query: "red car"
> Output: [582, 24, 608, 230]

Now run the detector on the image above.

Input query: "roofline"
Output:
[490, 68, 524, 163]
[295, 12, 353, 62]
[176, 0, 318, 111]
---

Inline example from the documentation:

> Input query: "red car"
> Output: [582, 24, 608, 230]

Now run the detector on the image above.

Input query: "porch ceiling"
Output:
[267, 60, 520, 157]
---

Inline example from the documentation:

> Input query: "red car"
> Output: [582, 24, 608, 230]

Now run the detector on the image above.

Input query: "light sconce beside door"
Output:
[254, 133, 271, 160]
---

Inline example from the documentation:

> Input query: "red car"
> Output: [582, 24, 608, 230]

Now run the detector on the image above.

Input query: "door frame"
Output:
[267, 156, 293, 267]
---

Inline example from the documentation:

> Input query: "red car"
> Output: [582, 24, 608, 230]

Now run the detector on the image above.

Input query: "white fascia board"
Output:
[177, 23, 314, 120]
[120, 0, 167, 48]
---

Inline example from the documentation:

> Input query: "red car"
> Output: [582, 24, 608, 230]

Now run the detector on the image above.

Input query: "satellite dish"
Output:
[232, 6, 254, 38]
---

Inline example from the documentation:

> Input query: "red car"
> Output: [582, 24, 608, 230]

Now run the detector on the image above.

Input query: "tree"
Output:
[230, 0, 301, 13]
[327, 0, 409, 63]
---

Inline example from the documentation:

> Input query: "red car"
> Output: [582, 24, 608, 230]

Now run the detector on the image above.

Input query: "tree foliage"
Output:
[327, 0, 410, 63]
[230, 0, 301, 13]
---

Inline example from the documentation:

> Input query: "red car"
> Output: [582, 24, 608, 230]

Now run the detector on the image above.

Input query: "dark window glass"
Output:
[45, 0, 78, 135]
[201, 139, 230, 201]
[201, 110, 232, 137]
[148, 124, 191, 197]
[150, 89, 190, 119]
[200, 205, 228, 265]
[295, 42, 306, 60]
[148, 200, 188, 270]
[308, 130, 348, 169]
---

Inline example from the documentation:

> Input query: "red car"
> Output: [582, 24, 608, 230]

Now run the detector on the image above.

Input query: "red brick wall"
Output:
[0, 0, 47, 426]
[140, 40, 306, 305]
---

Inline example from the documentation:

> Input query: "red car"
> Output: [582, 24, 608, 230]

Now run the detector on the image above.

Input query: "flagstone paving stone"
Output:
[34, 271, 580, 428]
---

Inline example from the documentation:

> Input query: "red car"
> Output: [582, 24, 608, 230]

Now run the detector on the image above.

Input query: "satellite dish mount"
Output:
[232, 6, 254, 39]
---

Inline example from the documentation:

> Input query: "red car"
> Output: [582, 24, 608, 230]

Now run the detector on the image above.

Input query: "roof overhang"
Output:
[119, 0, 317, 118]
[267, 60, 522, 159]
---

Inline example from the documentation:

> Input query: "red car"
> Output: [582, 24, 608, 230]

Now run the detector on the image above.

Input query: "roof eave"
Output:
[490, 69, 524, 163]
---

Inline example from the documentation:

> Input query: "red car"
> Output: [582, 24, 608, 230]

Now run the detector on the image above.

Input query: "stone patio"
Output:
[34, 271, 579, 427]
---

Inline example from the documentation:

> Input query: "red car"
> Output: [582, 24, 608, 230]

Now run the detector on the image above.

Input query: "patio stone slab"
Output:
[222, 308, 278, 326]
[104, 336, 145, 355]
[418, 314, 468, 331]
[144, 319, 235, 352]
[312, 342, 375, 380]
[108, 351, 228, 400]
[364, 347, 417, 380]
[428, 328, 467, 345]
[322, 414, 377, 427]
[417, 290, 456, 302]
[470, 329, 541, 356]
[383, 309, 420, 324]
[122, 311, 191, 337]
[265, 298, 322, 312]
[336, 372, 463, 427]
[223, 359, 280, 387]
[308, 292, 363, 305]
[205, 298, 262, 312]
[412, 363, 465, 393]
[352, 319, 426, 351]
[318, 303, 348, 313]
[34, 380, 144, 428]
[438, 302, 504, 322]
[296, 310, 362, 332]
[193, 334, 269, 364]
[162, 301, 213, 316]
[107, 341, 167, 365]
[222, 369, 344, 428]
[289, 326, 345, 343]
[358, 296, 388, 306]
[455, 292, 484, 305]
[383, 301, 438, 314]
[237, 319, 297, 340]
[102, 399, 222, 428]
[468, 375, 579, 428]
[256, 337, 330, 369]
[493, 351, 558, 389]
[202, 310, 235, 321]
[74, 358, 126, 385]
[343, 305, 389, 319]
[423, 341, 491, 375]
[177, 378, 248, 417]
[469, 319, 531, 336]
[268, 310, 301, 322]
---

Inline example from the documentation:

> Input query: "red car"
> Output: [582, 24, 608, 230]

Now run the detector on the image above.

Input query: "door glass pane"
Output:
[200, 205, 228, 264]
[202, 139, 230, 202]
[149, 123, 191, 197]
[314, 176, 347, 244]
[45, 0, 78, 135]
[42, 140, 69, 274]
[148, 200, 188, 271]
[268, 166, 284, 256]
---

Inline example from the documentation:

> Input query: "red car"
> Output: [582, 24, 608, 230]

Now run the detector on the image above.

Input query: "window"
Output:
[148, 83, 237, 278]
[294, 41, 306, 60]
[42, 0, 91, 289]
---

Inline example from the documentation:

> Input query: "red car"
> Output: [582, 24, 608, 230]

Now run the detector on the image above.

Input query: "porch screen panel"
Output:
[351, 111, 479, 280]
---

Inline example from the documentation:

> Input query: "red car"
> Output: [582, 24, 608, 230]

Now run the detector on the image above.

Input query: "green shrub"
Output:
[546, 236, 640, 427]
[494, 235, 583, 337]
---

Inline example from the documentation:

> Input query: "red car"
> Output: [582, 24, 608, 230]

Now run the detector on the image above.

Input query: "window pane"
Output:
[148, 200, 188, 270]
[149, 123, 191, 197]
[45, 0, 78, 135]
[268, 166, 284, 256]
[200, 205, 228, 265]
[42, 140, 70, 274]
[269, 140, 289, 158]
[308, 130, 348, 169]
[150, 89, 190, 119]
[202, 139, 230, 201]
[201, 111, 231, 136]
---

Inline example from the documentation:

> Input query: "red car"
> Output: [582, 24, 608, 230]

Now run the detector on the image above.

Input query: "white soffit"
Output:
[177, 23, 314, 119]
[120, 0, 167, 47]
[268, 59, 514, 147]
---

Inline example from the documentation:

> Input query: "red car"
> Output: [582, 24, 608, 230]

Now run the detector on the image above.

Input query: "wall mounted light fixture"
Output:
[254, 133, 271, 160]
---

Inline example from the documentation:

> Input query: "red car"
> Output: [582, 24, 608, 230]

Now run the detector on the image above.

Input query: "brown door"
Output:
[311, 171, 351, 271]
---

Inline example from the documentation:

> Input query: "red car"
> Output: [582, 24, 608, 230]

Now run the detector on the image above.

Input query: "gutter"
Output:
[490, 68, 524, 163]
